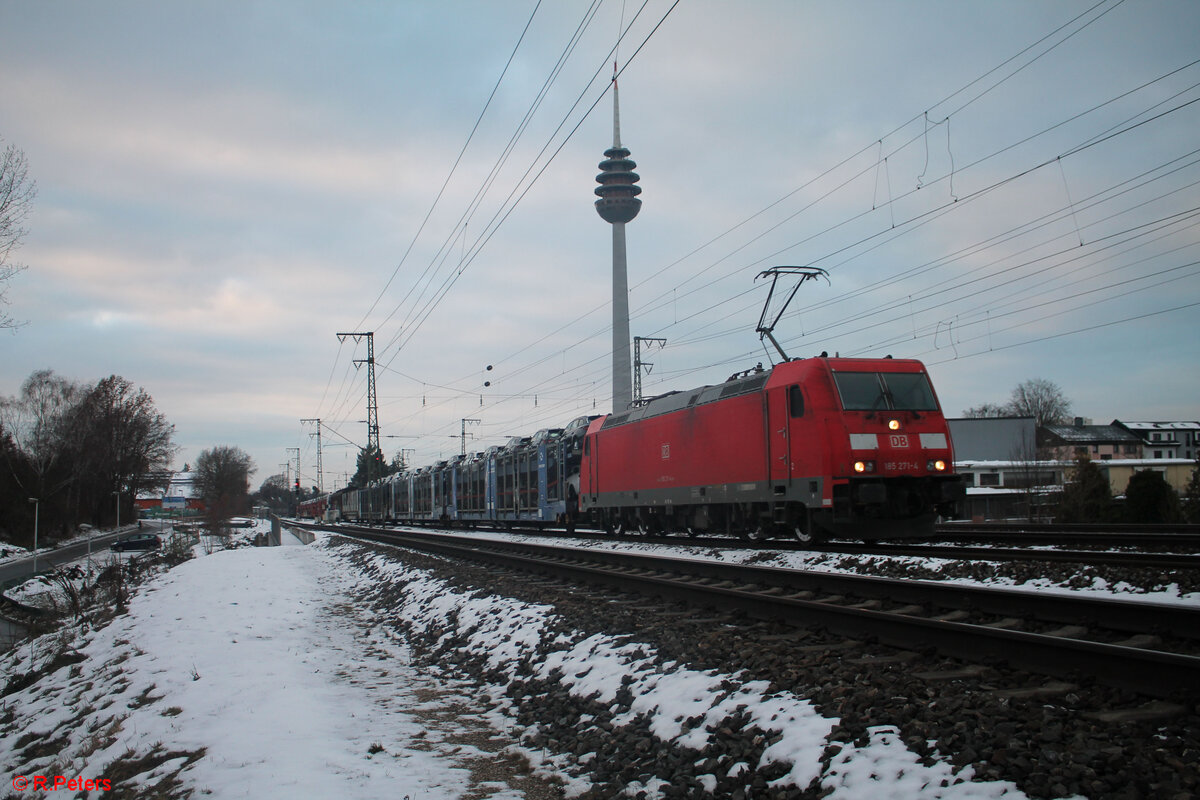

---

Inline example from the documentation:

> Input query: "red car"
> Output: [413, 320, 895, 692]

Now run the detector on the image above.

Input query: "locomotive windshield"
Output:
[833, 371, 939, 412]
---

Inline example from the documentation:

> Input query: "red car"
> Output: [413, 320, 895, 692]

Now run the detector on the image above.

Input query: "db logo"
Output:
[889, 435, 910, 448]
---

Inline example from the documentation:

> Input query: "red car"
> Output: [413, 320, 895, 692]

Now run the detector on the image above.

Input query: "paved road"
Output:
[0, 525, 148, 587]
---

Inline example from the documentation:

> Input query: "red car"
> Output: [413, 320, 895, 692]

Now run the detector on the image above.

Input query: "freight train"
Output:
[299, 356, 964, 541]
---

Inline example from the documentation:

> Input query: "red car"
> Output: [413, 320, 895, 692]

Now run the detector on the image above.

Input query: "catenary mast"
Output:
[594, 65, 642, 413]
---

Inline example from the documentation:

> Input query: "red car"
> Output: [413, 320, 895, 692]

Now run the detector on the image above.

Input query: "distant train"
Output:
[300, 356, 965, 541]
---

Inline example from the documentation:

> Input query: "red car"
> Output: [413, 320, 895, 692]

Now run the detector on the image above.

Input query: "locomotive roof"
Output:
[600, 356, 929, 431]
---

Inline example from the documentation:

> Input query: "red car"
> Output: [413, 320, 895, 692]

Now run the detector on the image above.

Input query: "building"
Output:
[947, 417, 1036, 461]
[1113, 421, 1200, 461]
[133, 470, 204, 517]
[947, 416, 1196, 520]
[1090, 458, 1194, 497]
[948, 417, 1058, 520]
[1038, 419, 1142, 461]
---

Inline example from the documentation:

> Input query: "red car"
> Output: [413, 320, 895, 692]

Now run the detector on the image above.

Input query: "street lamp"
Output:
[28, 497, 39, 576]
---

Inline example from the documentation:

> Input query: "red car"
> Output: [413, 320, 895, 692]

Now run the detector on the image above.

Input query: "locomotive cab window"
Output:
[885, 372, 939, 411]
[833, 371, 939, 412]
[788, 385, 804, 417]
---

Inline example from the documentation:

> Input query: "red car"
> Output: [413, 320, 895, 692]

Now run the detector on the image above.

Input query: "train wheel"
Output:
[794, 523, 828, 544]
[749, 523, 772, 542]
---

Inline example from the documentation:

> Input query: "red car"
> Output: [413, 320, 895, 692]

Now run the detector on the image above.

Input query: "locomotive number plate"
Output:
[889, 434, 910, 448]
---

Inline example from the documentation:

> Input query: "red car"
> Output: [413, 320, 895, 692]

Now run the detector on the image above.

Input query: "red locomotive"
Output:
[578, 356, 963, 541]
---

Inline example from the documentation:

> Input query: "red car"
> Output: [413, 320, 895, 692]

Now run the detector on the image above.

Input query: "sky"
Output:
[1, 0, 1198, 492]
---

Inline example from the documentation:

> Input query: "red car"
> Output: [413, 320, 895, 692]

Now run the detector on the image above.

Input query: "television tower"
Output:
[594, 65, 642, 412]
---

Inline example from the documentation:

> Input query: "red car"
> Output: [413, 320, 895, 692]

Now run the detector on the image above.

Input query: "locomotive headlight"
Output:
[887, 419, 901, 431]
[853, 460, 875, 473]
[927, 459, 947, 472]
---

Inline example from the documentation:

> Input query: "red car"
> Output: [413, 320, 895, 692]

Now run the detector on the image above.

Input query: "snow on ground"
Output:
[2, 528, 533, 799]
[354, 542, 1028, 799]
[1, 524, 253, 614]
[0, 527, 1038, 799]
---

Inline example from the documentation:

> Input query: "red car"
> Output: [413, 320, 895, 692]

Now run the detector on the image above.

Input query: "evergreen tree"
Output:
[1181, 458, 1200, 524]
[349, 445, 403, 487]
[1123, 469, 1181, 524]
[1057, 456, 1112, 523]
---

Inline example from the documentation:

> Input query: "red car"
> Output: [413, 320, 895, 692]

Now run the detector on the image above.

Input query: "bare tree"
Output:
[1, 139, 37, 330]
[68, 375, 177, 525]
[1008, 378, 1072, 428]
[194, 446, 256, 520]
[962, 402, 1008, 418]
[2, 371, 175, 537]
[0, 371, 83, 538]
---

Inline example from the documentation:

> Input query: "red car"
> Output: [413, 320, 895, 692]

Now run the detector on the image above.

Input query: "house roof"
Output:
[1114, 420, 1200, 432]
[1040, 423, 1141, 444]
[164, 471, 197, 499]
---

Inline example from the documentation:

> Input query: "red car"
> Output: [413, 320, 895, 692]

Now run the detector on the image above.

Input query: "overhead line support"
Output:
[337, 332, 380, 485]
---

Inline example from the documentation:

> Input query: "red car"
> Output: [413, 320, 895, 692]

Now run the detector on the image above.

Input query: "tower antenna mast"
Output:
[595, 58, 642, 412]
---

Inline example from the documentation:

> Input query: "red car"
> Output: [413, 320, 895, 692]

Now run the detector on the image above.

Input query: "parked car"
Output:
[110, 532, 161, 552]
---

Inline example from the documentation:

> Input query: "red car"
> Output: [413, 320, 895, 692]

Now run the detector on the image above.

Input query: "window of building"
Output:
[979, 473, 1001, 487]
[1154, 450, 1162, 459]
[1007, 471, 1056, 488]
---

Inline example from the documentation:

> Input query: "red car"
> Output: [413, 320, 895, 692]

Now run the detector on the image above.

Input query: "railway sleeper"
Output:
[1084, 700, 1188, 724]
[1042, 624, 1089, 639]
[1112, 633, 1162, 649]
[982, 617, 1026, 630]
[911, 665, 991, 682]
[891, 603, 927, 616]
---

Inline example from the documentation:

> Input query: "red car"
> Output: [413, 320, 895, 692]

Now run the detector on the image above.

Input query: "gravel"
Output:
[335, 535, 1200, 799]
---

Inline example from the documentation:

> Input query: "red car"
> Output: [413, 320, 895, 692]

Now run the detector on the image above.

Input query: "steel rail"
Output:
[808, 542, 1200, 570]
[326, 518, 1200, 569]
[933, 522, 1200, 548]
[298, 521, 1200, 699]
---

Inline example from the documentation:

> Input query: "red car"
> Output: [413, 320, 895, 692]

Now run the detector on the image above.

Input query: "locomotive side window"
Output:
[788, 385, 804, 417]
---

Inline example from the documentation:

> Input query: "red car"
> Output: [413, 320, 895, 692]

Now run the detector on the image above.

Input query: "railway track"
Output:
[816, 541, 1200, 570]
[295, 520, 1200, 700]
[932, 521, 1200, 548]
[329, 518, 1200, 570]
